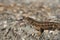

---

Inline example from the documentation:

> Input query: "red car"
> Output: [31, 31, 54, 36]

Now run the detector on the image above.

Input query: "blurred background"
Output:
[0, 0, 60, 40]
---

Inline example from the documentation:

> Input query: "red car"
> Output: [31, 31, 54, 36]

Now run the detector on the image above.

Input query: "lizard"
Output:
[23, 16, 60, 36]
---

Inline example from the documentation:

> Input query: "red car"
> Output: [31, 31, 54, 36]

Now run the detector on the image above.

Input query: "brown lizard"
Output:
[23, 16, 60, 36]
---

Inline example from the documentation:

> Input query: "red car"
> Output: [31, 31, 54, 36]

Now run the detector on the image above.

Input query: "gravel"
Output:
[0, 0, 60, 40]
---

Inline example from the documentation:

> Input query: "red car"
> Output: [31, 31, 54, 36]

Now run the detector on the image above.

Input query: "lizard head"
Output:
[22, 16, 36, 25]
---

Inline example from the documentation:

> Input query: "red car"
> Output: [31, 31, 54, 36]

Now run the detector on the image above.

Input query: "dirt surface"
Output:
[0, 0, 60, 40]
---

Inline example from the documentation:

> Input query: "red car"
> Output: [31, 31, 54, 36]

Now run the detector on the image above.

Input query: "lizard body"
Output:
[23, 16, 60, 35]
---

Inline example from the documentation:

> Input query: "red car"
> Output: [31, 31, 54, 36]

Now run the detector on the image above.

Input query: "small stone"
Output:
[4, 21, 7, 24]
[19, 11, 23, 14]
[22, 38, 25, 40]
[32, 33, 35, 36]
[0, 7, 5, 12]
[4, 24, 7, 28]
[10, 3, 16, 7]
[43, 5, 48, 9]
[13, 9, 17, 13]
[41, 8, 45, 11]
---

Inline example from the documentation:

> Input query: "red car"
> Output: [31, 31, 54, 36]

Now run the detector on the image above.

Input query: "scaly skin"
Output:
[23, 16, 60, 36]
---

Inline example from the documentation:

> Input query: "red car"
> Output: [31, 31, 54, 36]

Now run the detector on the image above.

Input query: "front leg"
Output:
[35, 27, 44, 37]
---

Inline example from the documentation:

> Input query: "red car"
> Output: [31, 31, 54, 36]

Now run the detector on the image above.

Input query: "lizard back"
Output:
[23, 16, 60, 31]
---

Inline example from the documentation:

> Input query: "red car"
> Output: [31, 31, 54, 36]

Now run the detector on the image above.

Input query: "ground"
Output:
[0, 0, 60, 40]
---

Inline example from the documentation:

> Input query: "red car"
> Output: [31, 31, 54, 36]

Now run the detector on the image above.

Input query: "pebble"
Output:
[0, 1, 60, 40]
